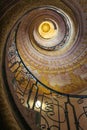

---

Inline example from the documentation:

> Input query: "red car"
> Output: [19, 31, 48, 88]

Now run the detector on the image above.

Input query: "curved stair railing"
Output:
[2, 21, 87, 130]
[0, 0, 87, 130]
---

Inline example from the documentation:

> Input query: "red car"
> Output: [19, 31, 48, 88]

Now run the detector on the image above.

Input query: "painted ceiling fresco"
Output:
[4, 0, 87, 94]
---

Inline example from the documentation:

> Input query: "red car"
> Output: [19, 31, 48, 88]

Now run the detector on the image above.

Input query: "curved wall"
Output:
[0, 0, 87, 130]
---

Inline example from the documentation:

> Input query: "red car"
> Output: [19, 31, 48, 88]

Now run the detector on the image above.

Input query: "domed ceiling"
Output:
[2, 0, 87, 95]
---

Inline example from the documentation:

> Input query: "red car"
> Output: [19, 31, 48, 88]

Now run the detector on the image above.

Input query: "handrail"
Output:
[13, 20, 87, 98]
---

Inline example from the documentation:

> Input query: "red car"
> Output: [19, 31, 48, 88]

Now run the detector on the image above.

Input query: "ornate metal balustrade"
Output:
[2, 20, 87, 130]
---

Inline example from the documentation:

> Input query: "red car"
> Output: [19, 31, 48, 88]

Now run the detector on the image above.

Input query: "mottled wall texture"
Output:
[0, 0, 87, 130]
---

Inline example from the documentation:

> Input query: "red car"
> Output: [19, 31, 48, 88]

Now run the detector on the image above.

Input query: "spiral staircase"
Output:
[0, 0, 87, 130]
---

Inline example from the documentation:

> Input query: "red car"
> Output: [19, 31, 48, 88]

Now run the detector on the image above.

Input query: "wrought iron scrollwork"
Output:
[4, 15, 87, 130]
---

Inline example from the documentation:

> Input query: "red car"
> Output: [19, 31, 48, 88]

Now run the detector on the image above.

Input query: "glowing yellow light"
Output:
[38, 21, 57, 39]
[41, 23, 50, 33]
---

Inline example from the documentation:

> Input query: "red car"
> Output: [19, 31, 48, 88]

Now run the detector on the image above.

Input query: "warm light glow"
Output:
[38, 21, 58, 39]
[41, 23, 50, 33]
[35, 100, 41, 108]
